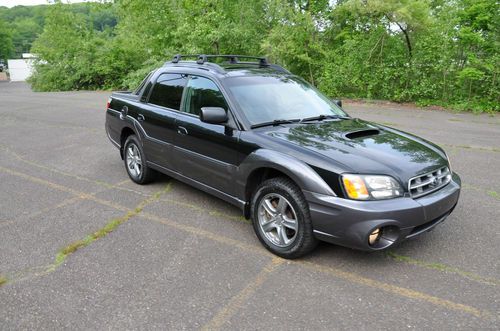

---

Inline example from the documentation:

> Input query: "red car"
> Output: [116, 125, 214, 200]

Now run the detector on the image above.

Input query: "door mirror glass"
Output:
[200, 107, 228, 124]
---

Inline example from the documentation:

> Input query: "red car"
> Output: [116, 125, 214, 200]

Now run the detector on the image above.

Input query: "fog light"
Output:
[368, 228, 381, 245]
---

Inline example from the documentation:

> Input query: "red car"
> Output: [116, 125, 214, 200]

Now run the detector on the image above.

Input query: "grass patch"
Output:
[209, 210, 249, 223]
[442, 144, 500, 153]
[386, 252, 499, 286]
[53, 183, 171, 267]
[0, 275, 7, 286]
[487, 190, 499, 199]
[54, 215, 131, 266]
[463, 184, 500, 200]
[461, 145, 499, 152]
[159, 197, 249, 223]
[379, 122, 399, 127]
[447, 117, 500, 125]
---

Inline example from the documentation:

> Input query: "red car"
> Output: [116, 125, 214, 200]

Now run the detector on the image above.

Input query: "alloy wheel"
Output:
[258, 193, 298, 247]
[126, 143, 142, 178]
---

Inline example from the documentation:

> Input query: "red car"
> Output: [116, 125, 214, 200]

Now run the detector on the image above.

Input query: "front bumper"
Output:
[304, 173, 461, 251]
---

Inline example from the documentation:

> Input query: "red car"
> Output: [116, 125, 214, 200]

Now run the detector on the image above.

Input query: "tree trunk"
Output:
[395, 22, 412, 60]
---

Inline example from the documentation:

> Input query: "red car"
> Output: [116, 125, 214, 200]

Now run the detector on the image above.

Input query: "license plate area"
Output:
[417, 186, 459, 221]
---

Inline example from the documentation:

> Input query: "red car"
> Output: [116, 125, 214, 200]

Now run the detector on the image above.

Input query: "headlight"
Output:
[342, 174, 403, 200]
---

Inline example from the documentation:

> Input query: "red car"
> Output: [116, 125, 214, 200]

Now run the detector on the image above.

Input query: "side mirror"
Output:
[200, 107, 228, 125]
[333, 99, 342, 108]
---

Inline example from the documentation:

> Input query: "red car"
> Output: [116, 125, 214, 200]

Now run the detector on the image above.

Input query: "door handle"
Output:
[137, 114, 145, 122]
[177, 126, 188, 135]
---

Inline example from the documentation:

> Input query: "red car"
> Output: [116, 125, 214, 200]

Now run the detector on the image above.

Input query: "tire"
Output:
[251, 177, 318, 259]
[123, 135, 155, 184]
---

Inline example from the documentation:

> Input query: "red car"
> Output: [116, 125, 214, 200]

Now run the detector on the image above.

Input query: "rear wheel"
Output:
[123, 135, 155, 184]
[251, 177, 317, 259]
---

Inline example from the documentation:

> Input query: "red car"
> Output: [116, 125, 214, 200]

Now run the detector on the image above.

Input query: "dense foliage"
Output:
[0, 5, 48, 58]
[2, 0, 498, 112]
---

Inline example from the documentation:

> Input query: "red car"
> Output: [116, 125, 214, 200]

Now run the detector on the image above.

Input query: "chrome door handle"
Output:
[177, 126, 188, 135]
[137, 114, 145, 121]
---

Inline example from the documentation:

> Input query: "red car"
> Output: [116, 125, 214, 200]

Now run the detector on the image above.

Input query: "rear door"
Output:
[139, 73, 187, 170]
[173, 75, 240, 195]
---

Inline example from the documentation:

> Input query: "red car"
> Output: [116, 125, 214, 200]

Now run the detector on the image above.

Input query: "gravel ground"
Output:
[0, 82, 499, 330]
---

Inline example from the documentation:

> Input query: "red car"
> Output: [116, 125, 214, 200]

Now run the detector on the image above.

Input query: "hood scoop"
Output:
[344, 129, 380, 140]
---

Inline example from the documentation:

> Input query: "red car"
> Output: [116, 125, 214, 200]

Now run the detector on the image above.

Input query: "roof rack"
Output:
[167, 54, 290, 74]
[172, 54, 269, 66]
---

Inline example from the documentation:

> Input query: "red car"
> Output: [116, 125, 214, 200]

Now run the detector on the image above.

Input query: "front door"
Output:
[173, 75, 240, 195]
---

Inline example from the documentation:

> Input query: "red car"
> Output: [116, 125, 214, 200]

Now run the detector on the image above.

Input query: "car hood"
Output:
[259, 118, 448, 184]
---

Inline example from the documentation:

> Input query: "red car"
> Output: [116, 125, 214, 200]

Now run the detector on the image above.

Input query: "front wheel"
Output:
[123, 135, 155, 184]
[251, 177, 317, 259]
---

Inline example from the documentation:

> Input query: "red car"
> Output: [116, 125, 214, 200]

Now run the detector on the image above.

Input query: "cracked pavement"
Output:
[0, 82, 499, 330]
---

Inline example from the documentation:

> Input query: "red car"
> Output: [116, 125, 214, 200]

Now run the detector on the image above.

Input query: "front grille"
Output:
[409, 166, 451, 198]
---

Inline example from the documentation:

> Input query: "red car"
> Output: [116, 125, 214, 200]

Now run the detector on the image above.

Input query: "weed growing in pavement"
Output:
[53, 184, 171, 268]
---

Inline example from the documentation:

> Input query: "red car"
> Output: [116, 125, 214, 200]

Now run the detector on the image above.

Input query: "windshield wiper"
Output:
[299, 114, 349, 123]
[251, 119, 301, 129]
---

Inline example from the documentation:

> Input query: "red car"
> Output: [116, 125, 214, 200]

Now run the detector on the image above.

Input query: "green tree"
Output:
[0, 19, 14, 59]
[30, 2, 120, 90]
[263, 0, 330, 85]
[0, 4, 47, 58]
[454, 0, 499, 110]
[25, 0, 499, 112]
[346, 0, 431, 60]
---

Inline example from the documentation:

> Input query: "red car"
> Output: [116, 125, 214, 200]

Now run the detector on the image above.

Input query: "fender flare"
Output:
[117, 117, 141, 159]
[236, 149, 336, 200]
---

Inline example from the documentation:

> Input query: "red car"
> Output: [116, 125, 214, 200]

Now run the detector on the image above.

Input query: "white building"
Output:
[7, 54, 36, 82]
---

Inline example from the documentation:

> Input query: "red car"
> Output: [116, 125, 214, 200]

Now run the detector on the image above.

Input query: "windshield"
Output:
[224, 75, 347, 126]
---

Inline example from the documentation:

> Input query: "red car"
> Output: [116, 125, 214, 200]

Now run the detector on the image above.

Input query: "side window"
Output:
[184, 76, 228, 116]
[140, 82, 152, 102]
[134, 71, 153, 95]
[148, 73, 186, 110]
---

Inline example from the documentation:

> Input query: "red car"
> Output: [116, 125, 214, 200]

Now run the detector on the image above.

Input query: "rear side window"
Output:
[140, 82, 152, 102]
[183, 76, 228, 116]
[149, 73, 187, 110]
[134, 71, 153, 95]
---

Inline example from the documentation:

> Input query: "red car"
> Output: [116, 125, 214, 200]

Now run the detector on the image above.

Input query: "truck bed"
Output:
[111, 91, 139, 102]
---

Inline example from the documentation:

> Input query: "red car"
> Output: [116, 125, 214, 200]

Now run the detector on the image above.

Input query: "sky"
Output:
[0, 0, 99, 7]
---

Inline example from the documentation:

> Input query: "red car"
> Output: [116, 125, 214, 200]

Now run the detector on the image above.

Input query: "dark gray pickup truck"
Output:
[105, 54, 461, 258]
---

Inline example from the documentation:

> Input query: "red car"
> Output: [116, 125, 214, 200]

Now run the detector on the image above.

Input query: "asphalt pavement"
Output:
[0, 82, 499, 330]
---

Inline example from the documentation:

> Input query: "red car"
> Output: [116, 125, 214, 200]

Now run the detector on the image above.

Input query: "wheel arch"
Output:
[239, 149, 336, 218]
[119, 126, 137, 159]
[245, 167, 294, 207]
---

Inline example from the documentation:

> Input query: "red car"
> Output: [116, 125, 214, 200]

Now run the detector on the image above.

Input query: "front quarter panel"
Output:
[236, 149, 336, 199]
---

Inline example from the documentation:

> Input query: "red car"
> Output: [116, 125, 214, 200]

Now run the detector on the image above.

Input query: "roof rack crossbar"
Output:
[167, 54, 289, 74]
[171, 54, 269, 67]
[171, 54, 203, 64]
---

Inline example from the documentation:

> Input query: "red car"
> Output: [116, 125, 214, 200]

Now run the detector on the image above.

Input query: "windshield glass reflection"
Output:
[225, 75, 347, 125]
